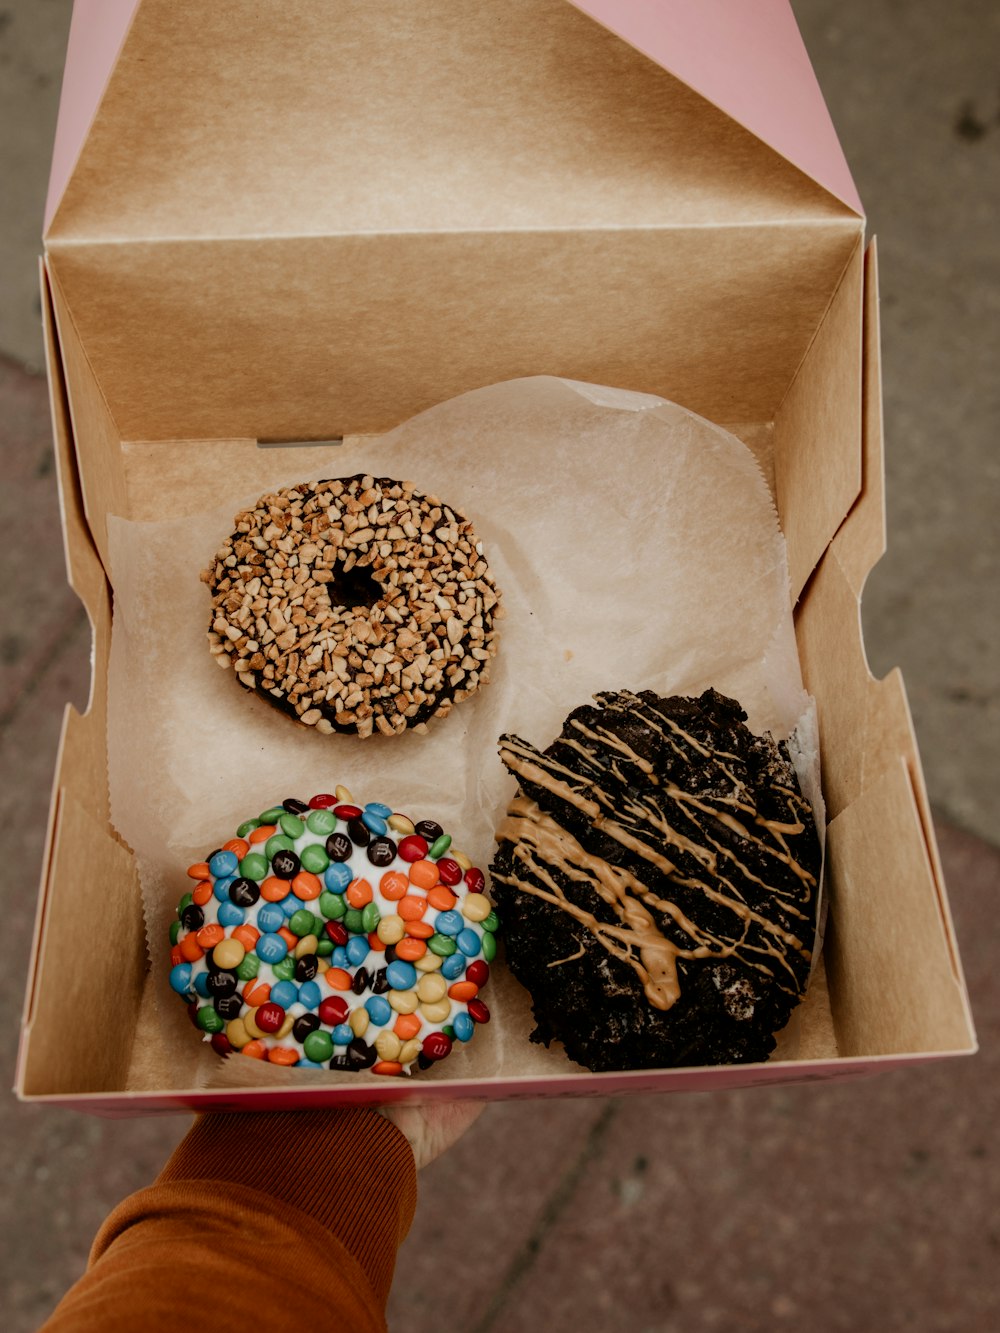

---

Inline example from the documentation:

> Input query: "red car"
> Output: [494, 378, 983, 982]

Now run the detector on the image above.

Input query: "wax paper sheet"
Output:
[107, 377, 826, 1091]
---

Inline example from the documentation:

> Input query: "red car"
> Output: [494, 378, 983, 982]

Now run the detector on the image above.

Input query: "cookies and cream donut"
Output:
[203, 475, 502, 738]
[490, 689, 821, 1072]
[168, 787, 497, 1074]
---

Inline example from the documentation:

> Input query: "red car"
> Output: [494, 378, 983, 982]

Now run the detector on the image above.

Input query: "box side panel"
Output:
[49, 0, 849, 244]
[24, 1048, 969, 1117]
[18, 265, 140, 1098]
[19, 793, 145, 1097]
[773, 237, 863, 600]
[792, 242, 974, 1058]
[823, 761, 974, 1057]
[47, 224, 858, 444]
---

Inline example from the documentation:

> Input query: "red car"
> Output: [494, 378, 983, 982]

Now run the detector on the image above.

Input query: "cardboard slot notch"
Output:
[44, 259, 128, 583]
[825, 240, 887, 597]
[773, 234, 864, 601]
[40, 259, 108, 656]
[256, 437, 345, 450]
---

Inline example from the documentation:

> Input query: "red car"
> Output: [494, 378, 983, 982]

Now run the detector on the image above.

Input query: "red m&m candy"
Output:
[255, 1002, 286, 1033]
[422, 1032, 453, 1062]
[436, 857, 463, 887]
[319, 995, 349, 1027]
[398, 835, 429, 863]
[466, 961, 490, 988]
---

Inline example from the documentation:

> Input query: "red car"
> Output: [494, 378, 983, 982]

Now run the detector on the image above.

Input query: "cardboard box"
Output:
[18, 0, 975, 1114]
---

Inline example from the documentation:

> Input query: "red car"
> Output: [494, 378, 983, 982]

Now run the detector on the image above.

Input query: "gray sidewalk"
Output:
[2, 2, 998, 1330]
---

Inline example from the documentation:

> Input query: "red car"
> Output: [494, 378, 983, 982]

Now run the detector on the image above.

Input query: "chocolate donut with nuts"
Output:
[490, 688, 822, 1071]
[203, 475, 501, 737]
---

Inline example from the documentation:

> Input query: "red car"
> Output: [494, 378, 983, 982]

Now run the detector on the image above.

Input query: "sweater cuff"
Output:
[157, 1108, 417, 1305]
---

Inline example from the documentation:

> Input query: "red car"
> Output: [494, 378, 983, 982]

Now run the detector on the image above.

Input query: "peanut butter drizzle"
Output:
[496, 693, 818, 1011]
[563, 711, 817, 901]
[496, 797, 713, 1008]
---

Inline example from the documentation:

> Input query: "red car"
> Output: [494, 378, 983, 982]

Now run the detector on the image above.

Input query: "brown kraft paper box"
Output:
[17, 0, 974, 1114]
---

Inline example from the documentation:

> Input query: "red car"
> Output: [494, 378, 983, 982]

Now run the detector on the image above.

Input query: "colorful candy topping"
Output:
[170, 790, 497, 1075]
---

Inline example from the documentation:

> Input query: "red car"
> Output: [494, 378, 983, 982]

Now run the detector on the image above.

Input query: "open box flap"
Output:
[44, 0, 141, 233]
[45, 0, 858, 244]
[42, 0, 862, 446]
[569, 0, 861, 215]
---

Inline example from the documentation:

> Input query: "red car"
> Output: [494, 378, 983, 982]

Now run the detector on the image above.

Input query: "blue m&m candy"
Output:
[208, 850, 239, 879]
[434, 910, 463, 937]
[365, 995, 392, 1027]
[257, 903, 284, 933]
[385, 960, 417, 991]
[453, 1011, 475, 1042]
[213, 876, 234, 902]
[270, 980, 299, 1009]
[256, 934, 288, 965]
[217, 901, 245, 928]
[441, 952, 467, 981]
[324, 863, 352, 894]
[169, 963, 193, 995]
[346, 936, 370, 966]
[456, 928, 482, 957]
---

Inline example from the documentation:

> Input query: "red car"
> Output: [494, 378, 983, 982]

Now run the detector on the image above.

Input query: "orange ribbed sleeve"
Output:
[40, 1108, 417, 1333]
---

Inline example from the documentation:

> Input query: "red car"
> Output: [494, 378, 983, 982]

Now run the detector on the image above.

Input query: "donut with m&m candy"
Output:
[202, 475, 502, 738]
[169, 787, 498, 1075]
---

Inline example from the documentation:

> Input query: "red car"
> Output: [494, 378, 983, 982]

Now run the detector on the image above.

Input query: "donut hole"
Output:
[327, 560, 382, 612]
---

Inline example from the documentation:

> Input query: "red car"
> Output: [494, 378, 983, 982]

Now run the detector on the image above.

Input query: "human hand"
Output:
[381, 1098, 486, 1169]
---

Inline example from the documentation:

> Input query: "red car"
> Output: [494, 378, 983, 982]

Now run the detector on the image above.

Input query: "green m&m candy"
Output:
[301, 843, 330, 874]
[239, 852, 269, 881]
[279, 813, 305, 839]
[272, 956, 297, 982]
[319, 891, 346, 921]
[306, 809, 337, 837]
[195, 1006, 224, 1034]
[236, 952, 260, 980]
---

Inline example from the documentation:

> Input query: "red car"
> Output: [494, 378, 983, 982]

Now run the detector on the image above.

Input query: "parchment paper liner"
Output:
[107, 377, 828, 1092]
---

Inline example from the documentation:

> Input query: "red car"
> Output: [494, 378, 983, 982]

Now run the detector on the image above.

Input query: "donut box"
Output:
[18, 0, 974, 1113]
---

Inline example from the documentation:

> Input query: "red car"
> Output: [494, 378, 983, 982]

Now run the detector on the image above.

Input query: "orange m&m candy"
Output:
[427, 885, 458, 912]
[379, 871, 408, 901]
[407, 859, 439, 891]
[346, 878, 373, 908]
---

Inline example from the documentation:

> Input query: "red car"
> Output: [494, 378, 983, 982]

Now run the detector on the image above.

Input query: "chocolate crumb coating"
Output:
[202, 475, 501, 738]
[491, 688, 822, 1071]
